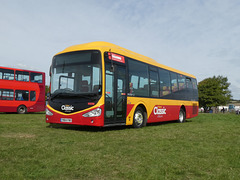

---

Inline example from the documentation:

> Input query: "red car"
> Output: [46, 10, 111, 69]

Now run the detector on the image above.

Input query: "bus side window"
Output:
[178, 74, 186, 90]
[159, 69, 171, 97]
[192, 78, 198, 89]
[149, 69, 159, 97]
[0, 89, 14, 100]
[170, 72, 178, 93]
[192, 78, 198, 101]
[15, 90, 29, 101]
[30, 73, 43, 83]
[128, 59, 149, 97]
[0, 69, 2, 79]
[129, 75, 138, 95]
[1, 69, 14, 80]
[15, 71, 29, 82]
[30, 91, 36, 101]
[186, 78, 193, 89]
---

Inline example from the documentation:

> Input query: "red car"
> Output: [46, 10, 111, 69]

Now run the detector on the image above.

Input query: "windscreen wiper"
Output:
[50, 92, 99, 100]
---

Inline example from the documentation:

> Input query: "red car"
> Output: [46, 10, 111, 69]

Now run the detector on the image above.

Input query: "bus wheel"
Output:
[178, 108, 186, 123]
[17, 105, 27, 114]
[133, 107, 146, 128]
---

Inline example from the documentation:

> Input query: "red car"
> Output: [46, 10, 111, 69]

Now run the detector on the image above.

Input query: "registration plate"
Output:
[60, 118, 72, 123]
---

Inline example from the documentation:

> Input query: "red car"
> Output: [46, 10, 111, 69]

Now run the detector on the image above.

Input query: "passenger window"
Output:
[30, 91, 36, 101]
[15, 90, 29, 101]
[128, 59, 149, 97]
[178, 74, 186, 90]
[192, 79, 198, 89]
[0, 69, 14, 80]
[130, 75, 138, 90]
[15, 71, 29, 81]
[30, 73, 43, 83]
[159, 69, 171, 97]
[150, 70, 159, 97]
[186, 78, 193, 89]
[0, 89, 14, 100]
[170, 72, 178, 93]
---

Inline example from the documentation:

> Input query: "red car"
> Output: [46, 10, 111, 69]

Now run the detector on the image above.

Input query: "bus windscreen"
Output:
[50, 50, 102, 98]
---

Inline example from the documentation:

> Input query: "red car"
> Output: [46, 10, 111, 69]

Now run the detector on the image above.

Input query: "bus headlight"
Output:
[46, 108, 53, 116]
[83, 108, 101, 117]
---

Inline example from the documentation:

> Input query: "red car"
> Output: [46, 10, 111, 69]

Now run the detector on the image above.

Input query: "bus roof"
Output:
[56, 41, 196, 79]
[0, 66, 45, 74]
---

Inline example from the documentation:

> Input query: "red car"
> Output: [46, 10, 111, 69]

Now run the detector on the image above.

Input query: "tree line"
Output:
[198, 75, 232, 112]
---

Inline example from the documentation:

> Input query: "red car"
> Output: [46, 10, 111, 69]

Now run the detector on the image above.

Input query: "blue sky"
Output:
[1, 0, 240, 99]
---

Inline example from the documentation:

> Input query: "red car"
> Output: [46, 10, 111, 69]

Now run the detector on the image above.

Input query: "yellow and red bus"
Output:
[0, 66, 45, 114]
[46, 42, 198, 127]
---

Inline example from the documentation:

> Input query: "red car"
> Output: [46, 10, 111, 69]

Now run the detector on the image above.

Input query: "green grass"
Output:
[0, 113, 239, 180]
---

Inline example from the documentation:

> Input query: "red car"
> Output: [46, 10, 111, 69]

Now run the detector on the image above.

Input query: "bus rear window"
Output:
[192, 79, 198, 89]
[30, 73, 43, 83]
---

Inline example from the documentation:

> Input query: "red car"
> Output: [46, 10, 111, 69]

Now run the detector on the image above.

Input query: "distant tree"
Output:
[45, 85, 49, 101]
[45, 85, 49, 95]
[198, 76, 232, 112]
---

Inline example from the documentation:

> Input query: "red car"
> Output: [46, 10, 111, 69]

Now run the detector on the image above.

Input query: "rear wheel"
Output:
[133, 107, 146, 128]
[178, 108, 186, 123]
[17, 105, 27, 114]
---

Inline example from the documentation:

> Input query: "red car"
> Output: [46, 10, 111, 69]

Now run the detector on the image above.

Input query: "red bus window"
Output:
[30, 73, 43, 83]
[15, 90, 29, 101]
[30, 91, 36, 101]
[0, 89, 14, 100]
[0, 69, 14, 80]
[15, 71, 29, 82]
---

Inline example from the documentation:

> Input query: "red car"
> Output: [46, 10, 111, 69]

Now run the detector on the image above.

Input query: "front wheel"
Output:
[17, 105, 27, 114]
[178, 108, 186, 123]
[133, 107, 146, 128]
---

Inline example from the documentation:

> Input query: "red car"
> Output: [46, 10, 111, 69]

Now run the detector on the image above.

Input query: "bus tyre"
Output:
[178, 108, 186, 123]
[133, 107, 146, 128]
[17, 105, 27, 114]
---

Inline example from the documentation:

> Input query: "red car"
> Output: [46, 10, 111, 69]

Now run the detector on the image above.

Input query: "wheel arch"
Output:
[178, 105, 186, 123]
[180, 105, 186, 113]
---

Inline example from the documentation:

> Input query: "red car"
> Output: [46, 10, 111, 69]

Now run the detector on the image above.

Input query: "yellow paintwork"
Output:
[55, 41, 196, 79]
[126, 97, 199, 125]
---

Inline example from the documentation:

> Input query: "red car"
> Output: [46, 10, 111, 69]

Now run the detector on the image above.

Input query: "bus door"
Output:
[105, 63, 127, 125]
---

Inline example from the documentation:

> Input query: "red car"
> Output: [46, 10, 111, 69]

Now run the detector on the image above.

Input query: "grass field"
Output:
[0, 113, 239, 180]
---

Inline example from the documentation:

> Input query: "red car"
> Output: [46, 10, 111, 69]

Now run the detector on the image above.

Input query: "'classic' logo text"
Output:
[61, 105, 74, 111]
[153, 107, 166, 115]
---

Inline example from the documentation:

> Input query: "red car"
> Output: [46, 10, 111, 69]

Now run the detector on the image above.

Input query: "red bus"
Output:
[0, 66, 45, 113]
[46, 42, 198, 127]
